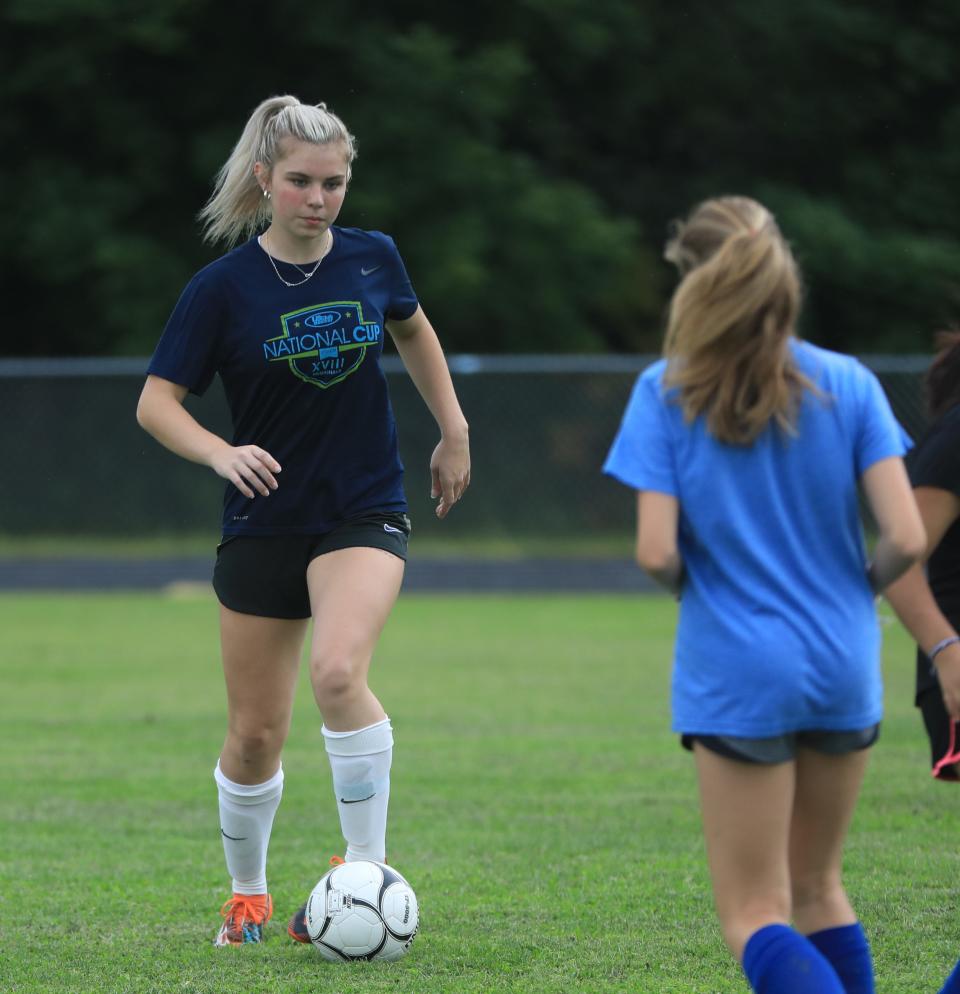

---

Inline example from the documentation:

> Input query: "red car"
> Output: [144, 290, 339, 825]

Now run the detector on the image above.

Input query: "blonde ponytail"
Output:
[198, 95, 358, 247]
[662, 196, 812, 445]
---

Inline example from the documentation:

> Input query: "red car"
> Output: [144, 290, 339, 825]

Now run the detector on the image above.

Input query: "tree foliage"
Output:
[4, 0, 958, 356]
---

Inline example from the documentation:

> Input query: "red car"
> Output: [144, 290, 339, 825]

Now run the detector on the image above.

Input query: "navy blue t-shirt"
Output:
[147, 227, 419, 535]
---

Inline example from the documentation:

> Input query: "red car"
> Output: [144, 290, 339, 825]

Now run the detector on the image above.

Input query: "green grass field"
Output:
[1, 591, 957, 993]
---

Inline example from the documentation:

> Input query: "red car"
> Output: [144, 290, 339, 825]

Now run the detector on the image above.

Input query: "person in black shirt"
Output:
[885, 331, 960, 994]
[886, 331, 960, 780]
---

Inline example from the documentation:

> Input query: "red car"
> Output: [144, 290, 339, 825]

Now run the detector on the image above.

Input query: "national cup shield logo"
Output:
[262, 302, 382, 388]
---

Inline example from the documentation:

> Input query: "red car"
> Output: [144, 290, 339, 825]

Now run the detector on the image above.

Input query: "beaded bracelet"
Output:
[928, 636, 960, 664]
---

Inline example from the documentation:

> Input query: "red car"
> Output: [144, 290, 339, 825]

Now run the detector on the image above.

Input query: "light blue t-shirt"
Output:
[604, 340, 906, 737]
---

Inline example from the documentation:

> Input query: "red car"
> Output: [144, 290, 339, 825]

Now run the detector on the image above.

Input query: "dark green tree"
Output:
[3, 0, 957, 357]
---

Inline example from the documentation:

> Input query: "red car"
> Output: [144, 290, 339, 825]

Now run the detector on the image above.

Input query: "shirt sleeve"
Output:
[383, 236, 419, 321]
[602, 365, 678, 495]
[908, 409, 960, 497]
[146, 272, 226, 396]
[853, 362, 908, 476]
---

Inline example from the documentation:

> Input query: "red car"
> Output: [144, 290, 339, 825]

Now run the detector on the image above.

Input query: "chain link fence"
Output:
[0, 354, 932, 550]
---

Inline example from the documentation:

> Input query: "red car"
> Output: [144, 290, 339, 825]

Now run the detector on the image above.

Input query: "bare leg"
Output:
[305, 547, 404, 729]
[214, 606, 309, 907]
[218, 605, 309, 783]
[694, 744, 795, 961]
[789, 746, 870, 934]
[306, 547, 404, 862]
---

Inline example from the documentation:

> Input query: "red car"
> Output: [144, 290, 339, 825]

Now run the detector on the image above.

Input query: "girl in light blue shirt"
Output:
[605, 196, 924, 994]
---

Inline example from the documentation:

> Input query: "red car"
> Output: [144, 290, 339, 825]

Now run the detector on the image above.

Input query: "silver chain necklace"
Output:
[258, 232, 331, 287]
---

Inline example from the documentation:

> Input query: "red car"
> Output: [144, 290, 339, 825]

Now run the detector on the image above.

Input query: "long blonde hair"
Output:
[198, 95, 357, 247]
[662, 196, 812, 445]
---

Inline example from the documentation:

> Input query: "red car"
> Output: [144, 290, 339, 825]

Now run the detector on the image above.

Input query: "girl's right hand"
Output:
[209, 445, 281, 499]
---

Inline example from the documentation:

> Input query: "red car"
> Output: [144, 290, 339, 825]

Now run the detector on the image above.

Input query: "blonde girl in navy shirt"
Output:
[605, 196, 924, 993]
[137, 95, 470, 946]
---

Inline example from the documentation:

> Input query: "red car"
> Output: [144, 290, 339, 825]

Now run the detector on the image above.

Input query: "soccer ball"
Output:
[305, 859, 419, 962]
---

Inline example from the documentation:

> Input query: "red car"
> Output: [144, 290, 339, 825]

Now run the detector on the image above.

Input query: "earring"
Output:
[263, 188, 271, 200]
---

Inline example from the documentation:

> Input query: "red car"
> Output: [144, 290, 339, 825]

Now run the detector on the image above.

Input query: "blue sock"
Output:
[807, 923, 874, 994]
[742, 923, 846, 993]
[939, 958, 960, 994]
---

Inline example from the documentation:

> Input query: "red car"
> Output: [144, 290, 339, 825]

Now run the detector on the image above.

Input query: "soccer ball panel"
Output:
[381, 881, 418, 939]
[325, 905, 385, 958]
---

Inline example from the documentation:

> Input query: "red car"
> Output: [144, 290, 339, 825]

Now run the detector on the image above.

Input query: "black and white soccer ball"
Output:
[305, 859, 419, 962]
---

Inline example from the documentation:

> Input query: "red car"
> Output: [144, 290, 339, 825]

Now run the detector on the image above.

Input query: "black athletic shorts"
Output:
[681, 724, 880, 764]
[918, 687, 960, 781]
[212, 511, 411, 620]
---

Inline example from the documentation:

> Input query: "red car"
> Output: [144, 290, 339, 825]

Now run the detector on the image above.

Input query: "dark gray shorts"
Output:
[213, 511, 410, 620]
[681, 724, 880, 764]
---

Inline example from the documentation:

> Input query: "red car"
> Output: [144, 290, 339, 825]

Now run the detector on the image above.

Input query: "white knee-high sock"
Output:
[323, 718, 393, 863]
[214, 762, 284, 895]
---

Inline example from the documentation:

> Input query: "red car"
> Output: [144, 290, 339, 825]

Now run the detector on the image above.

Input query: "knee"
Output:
[310, 648, 365, 707]
[226, 717, 287, 764]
